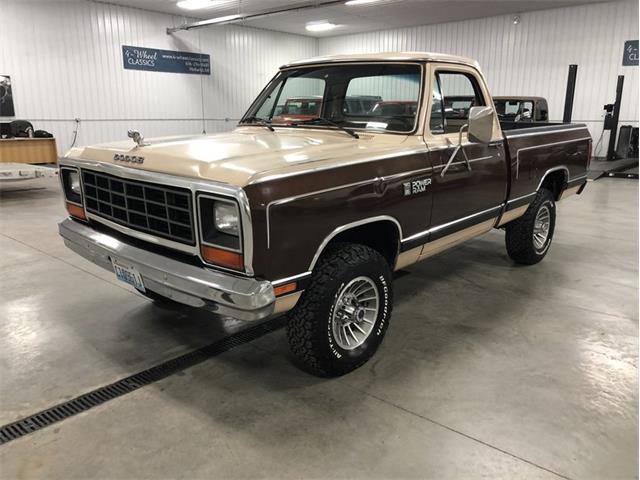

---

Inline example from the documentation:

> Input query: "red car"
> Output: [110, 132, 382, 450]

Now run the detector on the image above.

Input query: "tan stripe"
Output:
[559, 185, 581, 200]
[394, 218, 497, 270]
[496, 204, 529, 227]
[394, 246, 422, 271]
[418, 219, 496, 260]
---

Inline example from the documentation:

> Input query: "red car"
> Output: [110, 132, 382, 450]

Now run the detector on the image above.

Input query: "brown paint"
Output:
[246, 125, 589, 281]
[504, 127, 590, 199]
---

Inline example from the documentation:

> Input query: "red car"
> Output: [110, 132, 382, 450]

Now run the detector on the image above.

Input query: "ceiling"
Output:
[102, 0, 613, 37]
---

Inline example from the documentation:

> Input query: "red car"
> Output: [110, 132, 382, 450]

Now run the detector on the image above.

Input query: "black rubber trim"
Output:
[400, 233, 428, 252]
[429, 207, 501, 242]
[400, 206, 502, 251]
[567, 176, 588, 188]
[506, 193, 536, 210]
[577, 182, 588, 194]
[0, 317, 285, 446]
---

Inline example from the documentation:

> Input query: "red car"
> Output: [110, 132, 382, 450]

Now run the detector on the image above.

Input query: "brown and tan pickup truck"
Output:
[58, 52, 591, 376]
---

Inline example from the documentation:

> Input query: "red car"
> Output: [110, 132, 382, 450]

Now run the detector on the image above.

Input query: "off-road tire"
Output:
[505, 188, 556, 265]
[286, 243, 393, 377]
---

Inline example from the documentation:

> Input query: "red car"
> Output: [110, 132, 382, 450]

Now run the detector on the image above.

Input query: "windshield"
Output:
[242, 63, 423, 133]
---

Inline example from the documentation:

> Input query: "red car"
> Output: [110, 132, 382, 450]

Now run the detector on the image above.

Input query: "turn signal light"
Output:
[274, 281, 297, 297]
[66, 202, 86, 220]
[201, 245, 244, 270]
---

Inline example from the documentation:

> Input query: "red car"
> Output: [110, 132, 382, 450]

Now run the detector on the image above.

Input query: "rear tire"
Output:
[286, 243, 393, 377]
[505, 188, 556, 265]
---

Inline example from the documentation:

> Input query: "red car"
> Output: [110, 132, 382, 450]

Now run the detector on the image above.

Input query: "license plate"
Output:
[111, 258, 145, 292]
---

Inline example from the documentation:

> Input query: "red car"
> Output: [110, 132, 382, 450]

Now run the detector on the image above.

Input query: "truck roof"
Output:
[281, 51, 481, 69]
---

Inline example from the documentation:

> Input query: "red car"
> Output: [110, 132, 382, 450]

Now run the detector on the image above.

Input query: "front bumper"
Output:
[58, 218, 276, 321]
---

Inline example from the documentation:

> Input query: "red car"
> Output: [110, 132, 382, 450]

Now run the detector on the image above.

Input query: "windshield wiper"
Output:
[292, 117, 359, 139]
[240, 116, 275, 132]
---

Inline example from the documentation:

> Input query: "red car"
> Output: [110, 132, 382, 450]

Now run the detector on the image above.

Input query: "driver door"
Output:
[425, 64, 507, 237]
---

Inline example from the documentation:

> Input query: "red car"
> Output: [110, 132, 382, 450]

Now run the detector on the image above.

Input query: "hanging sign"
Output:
[122, 45, 210, 75]
[622, 40, 638, 66]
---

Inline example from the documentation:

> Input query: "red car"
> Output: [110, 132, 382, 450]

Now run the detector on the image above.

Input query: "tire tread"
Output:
[286, 243, 391, 377]
[505, 188, 555, 265]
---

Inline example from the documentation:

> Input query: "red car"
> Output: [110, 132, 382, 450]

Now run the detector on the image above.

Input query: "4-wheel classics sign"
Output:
[122, 45, 210, 75]
[622, 40, 638, 66]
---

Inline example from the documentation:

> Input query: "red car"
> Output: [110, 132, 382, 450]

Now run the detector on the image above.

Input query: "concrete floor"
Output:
[0, 176, 637, 479]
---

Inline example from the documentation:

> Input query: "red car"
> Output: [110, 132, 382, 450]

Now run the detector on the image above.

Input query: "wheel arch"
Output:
[309, 216, 403, 271]
[537, 166, 569, 200]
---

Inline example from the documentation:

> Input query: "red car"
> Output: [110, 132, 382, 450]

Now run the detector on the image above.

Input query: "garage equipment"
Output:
[0, 163, 58, 182]
[563, 64, 578, 122]
[616, 126, 638, 159]
[605, 75, 625, 161]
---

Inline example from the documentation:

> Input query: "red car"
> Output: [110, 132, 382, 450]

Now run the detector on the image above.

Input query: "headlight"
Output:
[198, 195, 243, 270]
[60, 166, 86, 220]
[69, 171, 81, 195]
[214, 202, 239, 236]
[61, 167, 82, 205]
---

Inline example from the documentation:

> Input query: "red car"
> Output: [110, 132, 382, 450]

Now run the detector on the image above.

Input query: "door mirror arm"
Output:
[441, 123, 471, 177]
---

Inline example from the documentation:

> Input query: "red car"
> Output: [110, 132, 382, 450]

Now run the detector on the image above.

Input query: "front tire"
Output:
[505, 188, 556, 265]
[286, 243, 393, 377]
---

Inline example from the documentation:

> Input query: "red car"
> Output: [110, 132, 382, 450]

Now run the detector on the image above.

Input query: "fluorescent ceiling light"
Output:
[176, 0, 218, 10]
[305, 21, 338, 32]
[193, 13, 243, 27]
[205, 13, 243, 24]
[345, 0, 383, 5]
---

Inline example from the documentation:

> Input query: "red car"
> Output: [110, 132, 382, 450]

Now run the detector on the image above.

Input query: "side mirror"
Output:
[440, 106, 494, 177]
[467, 106, 494, 143]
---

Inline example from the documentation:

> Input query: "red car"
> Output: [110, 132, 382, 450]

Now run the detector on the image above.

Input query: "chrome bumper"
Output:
[58, 218, 276, 321]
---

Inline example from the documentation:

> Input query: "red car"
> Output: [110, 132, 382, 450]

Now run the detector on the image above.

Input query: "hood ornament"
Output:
[128, 129, 149, 147]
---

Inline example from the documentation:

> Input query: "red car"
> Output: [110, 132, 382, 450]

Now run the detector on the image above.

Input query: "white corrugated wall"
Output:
[319, 0, 639, 156]
[1, 0, 318, 155]
[3, 0, 637, 157]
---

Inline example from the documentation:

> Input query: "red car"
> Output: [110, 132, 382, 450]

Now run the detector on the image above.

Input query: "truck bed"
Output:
[501, 122, 591, 208]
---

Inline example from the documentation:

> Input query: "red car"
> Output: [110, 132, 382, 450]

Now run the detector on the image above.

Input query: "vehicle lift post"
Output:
[563, 64, 578, 123]
[605, 75, 625, 162]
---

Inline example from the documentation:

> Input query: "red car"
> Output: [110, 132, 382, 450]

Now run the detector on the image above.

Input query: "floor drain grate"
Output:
[0, 316, 286, 445]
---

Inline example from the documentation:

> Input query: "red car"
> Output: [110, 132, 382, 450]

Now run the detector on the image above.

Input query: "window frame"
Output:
[423, 63, 500, 144]
[429, 72, 446, 134]
[430, 69, 487, 135]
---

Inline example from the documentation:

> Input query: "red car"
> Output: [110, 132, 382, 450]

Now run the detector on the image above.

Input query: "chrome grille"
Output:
[81, 170, 195, 245]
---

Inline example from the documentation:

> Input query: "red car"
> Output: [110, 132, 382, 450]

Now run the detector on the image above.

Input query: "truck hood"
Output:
[65, 127, 416, 187]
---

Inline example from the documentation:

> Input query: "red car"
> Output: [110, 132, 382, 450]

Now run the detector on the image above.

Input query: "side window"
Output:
[432, 71, 485, 134]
